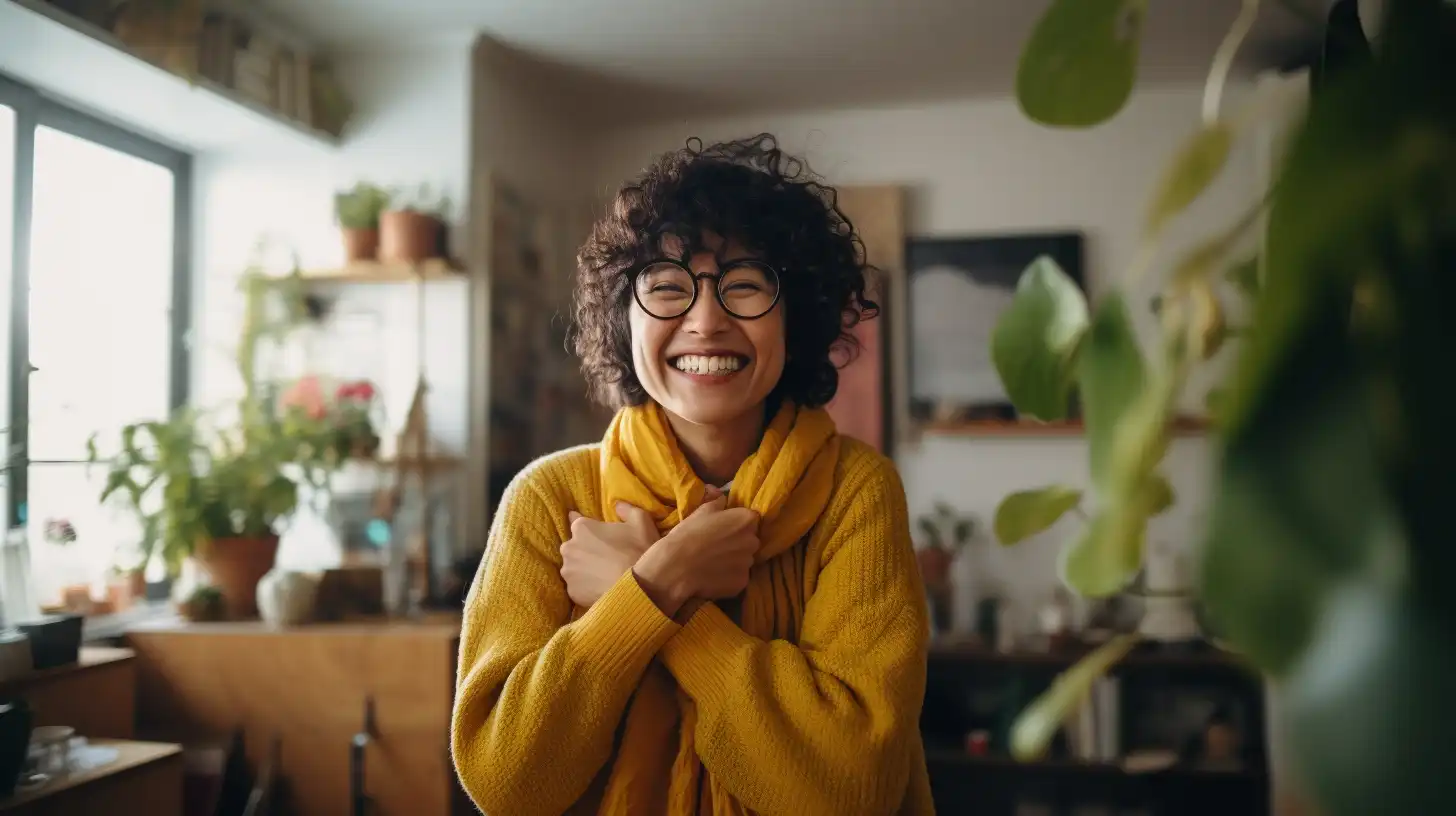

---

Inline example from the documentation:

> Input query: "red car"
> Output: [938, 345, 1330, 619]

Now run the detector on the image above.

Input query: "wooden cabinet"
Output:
[923, 641, 1271, 816]
[0, 648, 135, 740]
[126, 619, 465, 816]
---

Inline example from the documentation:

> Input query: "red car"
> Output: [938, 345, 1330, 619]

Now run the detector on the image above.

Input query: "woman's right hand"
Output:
[633, 496, 760, 616]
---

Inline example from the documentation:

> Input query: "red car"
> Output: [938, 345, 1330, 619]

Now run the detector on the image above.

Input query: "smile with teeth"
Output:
[672, 354, 746, 376]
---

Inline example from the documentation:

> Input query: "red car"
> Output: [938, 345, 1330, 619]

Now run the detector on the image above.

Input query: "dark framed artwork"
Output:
[905, 232, 1086, 424]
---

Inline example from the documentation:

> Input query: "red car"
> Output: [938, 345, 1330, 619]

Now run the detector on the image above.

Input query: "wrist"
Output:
[633, 546, 689, 617]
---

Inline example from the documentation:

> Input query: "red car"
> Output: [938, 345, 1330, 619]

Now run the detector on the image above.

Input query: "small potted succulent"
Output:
[178, 585, 225, 623]
[334, 182, 391, 263]
[379, 183, 452, 264]
[915, 502, 979, 636]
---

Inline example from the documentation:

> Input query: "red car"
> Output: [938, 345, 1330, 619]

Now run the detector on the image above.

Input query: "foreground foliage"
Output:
[992, 1, 1456, 812]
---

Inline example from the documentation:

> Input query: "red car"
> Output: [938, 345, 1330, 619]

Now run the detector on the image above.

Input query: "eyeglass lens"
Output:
[634, 261, 779, 319]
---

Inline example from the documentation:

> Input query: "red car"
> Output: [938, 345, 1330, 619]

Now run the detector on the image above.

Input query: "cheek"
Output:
[749, 314, 787, 374]
[629, 311, 667, 371]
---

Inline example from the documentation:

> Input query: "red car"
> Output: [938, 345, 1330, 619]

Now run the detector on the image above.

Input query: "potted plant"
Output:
[987, 1, 1454, 814]
[333, 182, 391, 263]
[914, 502, 978, 636]
[88, 409, 300, 619]
[88, 252, 341, 619]
[379, 183, 452, 264]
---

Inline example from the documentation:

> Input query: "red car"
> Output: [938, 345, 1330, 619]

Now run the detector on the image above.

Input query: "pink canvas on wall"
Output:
[827, 314, 885, 452]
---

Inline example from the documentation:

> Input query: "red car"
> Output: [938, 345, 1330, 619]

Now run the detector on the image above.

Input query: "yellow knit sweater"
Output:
[451, 438, 934, 816]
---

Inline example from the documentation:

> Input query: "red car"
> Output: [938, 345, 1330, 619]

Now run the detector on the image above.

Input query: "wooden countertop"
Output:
[127, 615, 461, 639]
[0, 739, 181, 810]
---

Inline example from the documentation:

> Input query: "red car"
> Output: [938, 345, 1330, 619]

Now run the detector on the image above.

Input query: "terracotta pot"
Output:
[341, 227, 379, 263]
[197, 536, 280, 619]
[378, 210, 442, 263]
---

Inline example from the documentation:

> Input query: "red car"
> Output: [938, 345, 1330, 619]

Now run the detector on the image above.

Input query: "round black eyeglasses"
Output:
[630, 258, 782, 321]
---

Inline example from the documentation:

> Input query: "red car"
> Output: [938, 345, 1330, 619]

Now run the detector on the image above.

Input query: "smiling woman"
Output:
[450, 134, 934, 816]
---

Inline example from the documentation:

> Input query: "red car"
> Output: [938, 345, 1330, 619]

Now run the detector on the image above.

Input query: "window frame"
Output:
[0, 71, 192, 529]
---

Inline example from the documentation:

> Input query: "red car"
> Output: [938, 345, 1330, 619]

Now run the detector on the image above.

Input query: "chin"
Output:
[666, 402, 757, 428]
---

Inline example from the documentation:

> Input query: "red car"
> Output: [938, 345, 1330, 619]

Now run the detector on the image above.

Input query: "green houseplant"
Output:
[88, 252, 342, 618]
[334, 182, 391, 263]
[987, 1, 1455, 813]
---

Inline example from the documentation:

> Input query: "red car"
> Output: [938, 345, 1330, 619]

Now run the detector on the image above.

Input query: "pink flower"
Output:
[336, 380, 376, 403]
[281, 376, 327, 419]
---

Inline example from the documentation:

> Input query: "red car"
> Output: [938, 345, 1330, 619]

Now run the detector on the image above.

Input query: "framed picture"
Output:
[906, 232, 1085, 424]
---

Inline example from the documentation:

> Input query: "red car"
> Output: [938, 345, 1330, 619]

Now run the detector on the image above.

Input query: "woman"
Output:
[451, 135, 934, 816]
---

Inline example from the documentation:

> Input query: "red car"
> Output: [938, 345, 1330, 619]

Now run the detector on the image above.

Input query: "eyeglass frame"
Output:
[627, 257, 783, 321]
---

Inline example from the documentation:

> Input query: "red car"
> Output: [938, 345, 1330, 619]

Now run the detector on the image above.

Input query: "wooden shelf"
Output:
[0, 0, 338, 157]
[922, 415, 1212, 438]
[296, 259, 466, 284]
[925, 749, 1264, 781]
[928, 640, 1255, 673]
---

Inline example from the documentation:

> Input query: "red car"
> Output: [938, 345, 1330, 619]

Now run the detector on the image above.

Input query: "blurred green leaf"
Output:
[991, 256, 1091, 421]
[1146, 123, 1236, 235]
[1012, 634, 1139, 759]
[1201, 284, 1393, 675]
[1220, 35, 1455, 437]
[995, 486, 1084, 545]
[1016, 0, 1148, 128]
[1078, 294, 1146, 486]
[1144, 472, 1176, 516]
[1060, 502, 1147, 597]
[1283, 583, 1456, 816]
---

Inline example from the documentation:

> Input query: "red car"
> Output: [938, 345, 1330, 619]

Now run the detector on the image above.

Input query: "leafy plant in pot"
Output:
[987, 1, 1456, 814]
[379, 183, 452, 264]
[334, 182, 391, 263]
[88, 257, 341, 619]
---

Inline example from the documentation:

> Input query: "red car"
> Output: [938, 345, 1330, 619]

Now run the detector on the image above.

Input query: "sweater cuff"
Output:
[574, 571, 681, 679]
[660, 602, 754, 701]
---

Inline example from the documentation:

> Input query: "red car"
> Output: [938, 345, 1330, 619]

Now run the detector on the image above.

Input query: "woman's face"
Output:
[629, 232, 786, 428]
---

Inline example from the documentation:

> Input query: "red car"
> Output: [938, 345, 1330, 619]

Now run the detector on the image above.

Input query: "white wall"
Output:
[191, 45, 472, 569]
[193, 46, 473, 454]
[592, 86, 1263, 631]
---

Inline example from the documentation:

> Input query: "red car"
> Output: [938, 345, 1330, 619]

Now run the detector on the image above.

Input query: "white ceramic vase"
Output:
[255, 568, 320, 628]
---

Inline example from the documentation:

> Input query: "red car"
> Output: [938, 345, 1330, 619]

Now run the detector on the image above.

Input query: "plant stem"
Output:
[1204, 0, 1264, 124]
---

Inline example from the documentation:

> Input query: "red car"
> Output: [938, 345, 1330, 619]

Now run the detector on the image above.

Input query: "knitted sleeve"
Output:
[450, 460, 681, 816]
[658, 450, 931, 815]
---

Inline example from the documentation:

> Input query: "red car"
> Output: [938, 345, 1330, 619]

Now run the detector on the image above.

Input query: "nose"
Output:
[680, 255, 731, 334]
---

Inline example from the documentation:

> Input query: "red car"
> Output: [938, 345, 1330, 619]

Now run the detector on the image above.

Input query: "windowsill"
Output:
[80, 601, 176, 642]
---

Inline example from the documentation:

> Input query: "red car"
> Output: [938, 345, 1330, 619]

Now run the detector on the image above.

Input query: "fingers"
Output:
[702, 484, 724, 501]
[616, 502, 660, 543]
[568, 510, 589, 536]
[692, 494, 729, 514]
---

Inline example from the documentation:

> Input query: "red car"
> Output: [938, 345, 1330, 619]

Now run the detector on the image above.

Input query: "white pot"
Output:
[256, 569, 320, 628]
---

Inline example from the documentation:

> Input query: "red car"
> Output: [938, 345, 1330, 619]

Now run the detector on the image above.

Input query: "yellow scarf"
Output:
[595, 399, 840, 815]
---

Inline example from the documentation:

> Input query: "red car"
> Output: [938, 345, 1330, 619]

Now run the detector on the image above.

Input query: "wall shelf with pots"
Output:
[921, 416, 1211, 439]
[295, 259, 466, 285]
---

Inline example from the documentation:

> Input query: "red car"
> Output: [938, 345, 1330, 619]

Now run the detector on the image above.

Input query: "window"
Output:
[0, 73, 190, 608]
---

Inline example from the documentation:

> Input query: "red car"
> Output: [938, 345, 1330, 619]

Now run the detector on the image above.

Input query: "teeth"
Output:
[674, 355, 743, 375]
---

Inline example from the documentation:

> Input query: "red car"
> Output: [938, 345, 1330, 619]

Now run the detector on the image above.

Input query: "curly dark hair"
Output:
[571, 133, 880, 410]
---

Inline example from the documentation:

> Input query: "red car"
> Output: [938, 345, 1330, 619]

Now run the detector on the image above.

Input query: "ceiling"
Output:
[258, 0, 1323, 118]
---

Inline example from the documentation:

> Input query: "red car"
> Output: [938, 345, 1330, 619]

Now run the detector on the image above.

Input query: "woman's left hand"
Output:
[560, 503, 660, 608]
